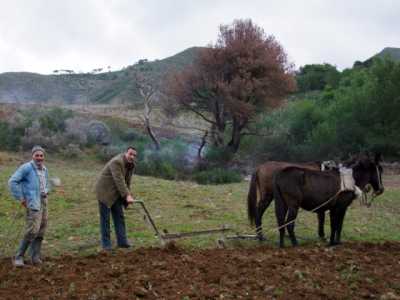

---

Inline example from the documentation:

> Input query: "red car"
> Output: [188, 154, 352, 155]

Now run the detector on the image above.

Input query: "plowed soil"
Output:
[1, 242, 400, 299]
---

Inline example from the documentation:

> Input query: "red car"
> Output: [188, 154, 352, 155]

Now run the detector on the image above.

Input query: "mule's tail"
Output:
[247, 172, 258, 226]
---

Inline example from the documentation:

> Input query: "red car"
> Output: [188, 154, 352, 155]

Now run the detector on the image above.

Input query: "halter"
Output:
[360, 164, 383, 207]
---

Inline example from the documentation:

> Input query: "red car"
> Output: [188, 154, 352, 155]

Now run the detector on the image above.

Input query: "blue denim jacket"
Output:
[8, 161, 50, 211]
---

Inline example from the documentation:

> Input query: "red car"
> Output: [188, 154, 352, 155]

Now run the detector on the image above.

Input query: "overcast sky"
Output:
[0, 0, 399, 74]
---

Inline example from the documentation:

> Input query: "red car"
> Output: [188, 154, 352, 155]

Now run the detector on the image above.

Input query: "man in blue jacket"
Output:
[8, 145, 50, 267]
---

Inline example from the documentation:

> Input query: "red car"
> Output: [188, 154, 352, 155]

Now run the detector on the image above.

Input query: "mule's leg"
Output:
[335, 208, 348, 244]
[286, 207, 299, 247]
[329, 209, 339, 246]
[317, 212, 326, 240]
[274, 196, 287, 248]
[255, 194, 273, 241]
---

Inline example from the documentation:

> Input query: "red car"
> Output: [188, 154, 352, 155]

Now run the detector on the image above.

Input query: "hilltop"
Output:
[372, 47, 400, 61]
[357, 47, 400, 67]
[0, 47, 203, 105]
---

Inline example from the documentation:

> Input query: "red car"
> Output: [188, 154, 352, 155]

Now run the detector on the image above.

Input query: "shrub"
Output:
[87, 121, 111, 145]
[64, 117, 89, 146]
[199, 146, 235, 169]
[96, 144, 126, 162]
[120, 129, 139, 142]
[136, 159, 178, 180]
[0, 122, 15, 150]
[61, 144, 83, 159]
[0, 120, 25, 151]
[38, 107, 73, 133]
[192, 168, 242, 185]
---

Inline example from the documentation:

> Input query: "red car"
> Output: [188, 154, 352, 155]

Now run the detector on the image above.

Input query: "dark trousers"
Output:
[98, 199, 128, 249]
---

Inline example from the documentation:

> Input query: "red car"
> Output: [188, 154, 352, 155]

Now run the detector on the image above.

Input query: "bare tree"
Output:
[132, 65, 161, 150]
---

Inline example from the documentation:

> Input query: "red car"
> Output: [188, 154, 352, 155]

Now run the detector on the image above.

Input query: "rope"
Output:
[269, 190, 341, 231]
[253, 189, 343, 235]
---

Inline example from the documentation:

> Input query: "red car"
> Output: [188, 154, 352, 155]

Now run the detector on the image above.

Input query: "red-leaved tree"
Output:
[165, 19, 296, 153]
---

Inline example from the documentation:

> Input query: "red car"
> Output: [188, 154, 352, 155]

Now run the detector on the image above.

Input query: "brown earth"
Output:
[1, 242, 400, 299]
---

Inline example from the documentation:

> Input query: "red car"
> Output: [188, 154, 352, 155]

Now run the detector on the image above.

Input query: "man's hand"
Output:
[126, 194, 134, 205]
[21, 199, 27, 208]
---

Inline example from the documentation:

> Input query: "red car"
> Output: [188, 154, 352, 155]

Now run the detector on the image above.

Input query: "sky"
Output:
[0, 0, 399, 74]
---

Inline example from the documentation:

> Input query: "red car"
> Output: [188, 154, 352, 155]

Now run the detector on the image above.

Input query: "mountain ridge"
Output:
[0, 47, 203, 104]
[1, 46, 399, 104]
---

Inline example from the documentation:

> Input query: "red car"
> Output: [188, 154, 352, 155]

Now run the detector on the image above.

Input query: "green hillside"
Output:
[358, 47, 400, 67]
[373, 47, 400, 61]
[0, 47, 203, 104]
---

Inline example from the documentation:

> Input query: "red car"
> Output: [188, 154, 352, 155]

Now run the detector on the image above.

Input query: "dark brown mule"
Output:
[273, 154, 384, 247]
[247, 161, 327, 241]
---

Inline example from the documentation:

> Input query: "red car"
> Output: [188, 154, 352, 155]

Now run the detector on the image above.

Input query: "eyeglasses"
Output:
[34, 154, 44, 158]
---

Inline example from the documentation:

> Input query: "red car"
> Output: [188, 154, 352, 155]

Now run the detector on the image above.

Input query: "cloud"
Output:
[0, 0, 399, 74]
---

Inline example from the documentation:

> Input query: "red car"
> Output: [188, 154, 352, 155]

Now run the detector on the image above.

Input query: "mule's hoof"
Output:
[216, 239, 226, 248]
[257, 235, 267, 242]
[328, 241, 341, 247]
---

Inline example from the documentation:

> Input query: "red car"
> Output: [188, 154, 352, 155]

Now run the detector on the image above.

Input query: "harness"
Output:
[339, 166, 363, 197]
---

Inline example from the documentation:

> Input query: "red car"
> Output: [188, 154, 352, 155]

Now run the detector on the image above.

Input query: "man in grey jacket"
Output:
[8, 145, 50, 267]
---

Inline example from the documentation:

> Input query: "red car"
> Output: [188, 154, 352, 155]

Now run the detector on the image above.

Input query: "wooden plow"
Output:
[131, 200, 233, 246]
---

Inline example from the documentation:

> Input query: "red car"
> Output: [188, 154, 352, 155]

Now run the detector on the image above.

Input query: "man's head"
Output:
[31, 145, 45, 168]
[124, 146, 137, 164]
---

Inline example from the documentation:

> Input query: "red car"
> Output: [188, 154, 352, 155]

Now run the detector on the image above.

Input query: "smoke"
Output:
[140, 140, 202, 169]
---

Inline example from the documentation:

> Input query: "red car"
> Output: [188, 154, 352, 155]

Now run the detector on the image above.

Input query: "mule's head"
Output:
[352, 153, 384, 196]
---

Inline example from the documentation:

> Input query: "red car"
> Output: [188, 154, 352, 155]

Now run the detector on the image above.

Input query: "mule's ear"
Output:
[374, 152, 382, 163]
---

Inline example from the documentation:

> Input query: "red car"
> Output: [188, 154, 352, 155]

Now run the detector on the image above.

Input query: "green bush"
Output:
[96, 144, 126, 162]
[61, 144, 83, 159]
[0, 121, 24, 151]
[136, 159, 178, 180]
[192, 168, 242, 185]
[39, 107, 73, 133]
[0, 122, 12, 150]
[135, 140, 187, 180]
[244, 57, 400, 161]
[202, 146, 234, 168]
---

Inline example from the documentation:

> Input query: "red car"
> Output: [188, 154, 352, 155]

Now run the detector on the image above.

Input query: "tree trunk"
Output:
[198, 130, 208, 160]
[227, 118, 246, 153]
[144, 115, 160, 150]
[143, 93, 160, 151]
[210, 123, 225, 147]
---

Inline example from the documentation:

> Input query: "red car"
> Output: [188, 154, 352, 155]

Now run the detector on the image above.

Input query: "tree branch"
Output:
[181, 102, 216, 125]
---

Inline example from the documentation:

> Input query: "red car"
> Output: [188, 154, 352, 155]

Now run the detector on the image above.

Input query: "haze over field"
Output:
[0, 0, 399, 74]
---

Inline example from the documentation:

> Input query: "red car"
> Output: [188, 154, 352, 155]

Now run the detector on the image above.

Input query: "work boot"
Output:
[30, 237, 44, 265]
[13, 239, 30, 267]
[117, 242, 132, 249]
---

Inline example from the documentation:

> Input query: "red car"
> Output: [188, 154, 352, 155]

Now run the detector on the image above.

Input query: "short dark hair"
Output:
[126, 146, 137, 152]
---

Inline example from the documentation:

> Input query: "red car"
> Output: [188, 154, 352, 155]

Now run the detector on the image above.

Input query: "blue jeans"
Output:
[98, 199, 128, 249]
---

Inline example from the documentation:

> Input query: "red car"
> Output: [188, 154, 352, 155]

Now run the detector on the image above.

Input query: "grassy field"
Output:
[1, 151, 400, 258]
